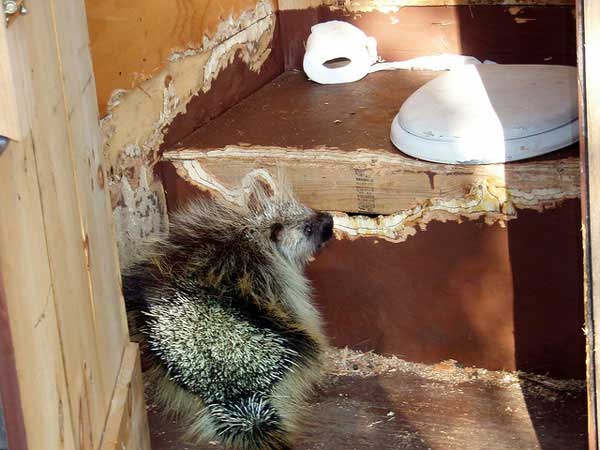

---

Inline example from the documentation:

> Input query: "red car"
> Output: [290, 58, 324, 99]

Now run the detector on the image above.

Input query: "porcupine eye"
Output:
[303, 223, 313, 237]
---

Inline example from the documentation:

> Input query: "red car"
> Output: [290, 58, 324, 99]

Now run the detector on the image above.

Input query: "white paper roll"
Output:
[302, 21, 378, 84]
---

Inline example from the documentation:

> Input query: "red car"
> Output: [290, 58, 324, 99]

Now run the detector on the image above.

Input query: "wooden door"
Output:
[0, 2, 150, 450]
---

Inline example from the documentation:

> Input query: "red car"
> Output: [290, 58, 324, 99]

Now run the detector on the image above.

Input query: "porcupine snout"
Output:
[315, 212, 334, 244]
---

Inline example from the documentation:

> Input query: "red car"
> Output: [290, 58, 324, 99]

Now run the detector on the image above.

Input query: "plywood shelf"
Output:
[162, 69, 580, 216]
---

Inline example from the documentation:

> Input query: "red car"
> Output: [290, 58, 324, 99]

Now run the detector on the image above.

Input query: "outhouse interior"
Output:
[0, 0, 596, 449]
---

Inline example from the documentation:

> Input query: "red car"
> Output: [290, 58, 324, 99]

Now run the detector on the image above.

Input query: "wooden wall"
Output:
[86, 0, 262, 116]
[0, 1, 149, 449]
[85, 0, 283, 266]
[578, 0, 600, 447]
[84, 0, 577, 266]
[83, 0, 584, 379]
[154, 0, 582, 378]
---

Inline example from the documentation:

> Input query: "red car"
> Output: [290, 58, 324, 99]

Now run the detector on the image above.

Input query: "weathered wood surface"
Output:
[86, 0, 273, 115]
[53, 0, 131, 408]
[280, 5, 576, 71]
[149, 350, 587, 450]
[0, 12, 25, 140]
[0, 136, 77, 450]
[99, 343, 151, 450]
[579, 0, 600, 448]
[0, 1, 149, 449]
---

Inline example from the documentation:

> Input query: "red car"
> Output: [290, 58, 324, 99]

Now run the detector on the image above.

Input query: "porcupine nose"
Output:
[317, 212, 334, 243]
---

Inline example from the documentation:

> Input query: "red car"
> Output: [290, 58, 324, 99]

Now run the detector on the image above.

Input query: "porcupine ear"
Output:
[245, 176, 276, 214]
[243, 167, 293, 213]
[270, 222, 284, 242]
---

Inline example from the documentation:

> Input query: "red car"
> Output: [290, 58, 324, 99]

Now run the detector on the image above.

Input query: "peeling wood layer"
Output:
[331, 181, 579, 242]
[162, 144, 580, 242]
[86, 0, 269, 114]
[100, 1, 277, 265]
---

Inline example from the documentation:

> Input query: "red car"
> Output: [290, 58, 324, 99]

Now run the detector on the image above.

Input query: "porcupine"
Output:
[122, 177, 333, 450]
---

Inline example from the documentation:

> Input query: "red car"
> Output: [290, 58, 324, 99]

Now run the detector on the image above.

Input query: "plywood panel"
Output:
[163, 71, 580, 222]
[281, 5, 576, 70]
[85, 0, 266, 114]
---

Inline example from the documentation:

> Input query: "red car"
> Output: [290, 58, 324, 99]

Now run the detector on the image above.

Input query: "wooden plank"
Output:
[0, 2, 150, 449]
[579, 0, 600, 448]
[280, 0, 576, 9]
[0, 136, 78, 450]
[0, 10, 26, 140]
[11, 4, 110, 447]
[99, 343, 151, 450]
[0, 274, 27, 450]
[49, 0, 130, 405]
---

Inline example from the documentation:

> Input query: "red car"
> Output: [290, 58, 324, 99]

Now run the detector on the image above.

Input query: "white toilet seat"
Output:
[390, 64, 579, 164]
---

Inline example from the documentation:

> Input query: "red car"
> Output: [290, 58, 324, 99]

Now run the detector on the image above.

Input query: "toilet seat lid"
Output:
[390, 64, 579, 164]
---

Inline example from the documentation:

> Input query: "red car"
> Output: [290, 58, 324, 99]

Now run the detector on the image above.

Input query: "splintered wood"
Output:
[147, 348, 587, 450]
[162, 70, 580, 242]
[97, 0, 277, 265]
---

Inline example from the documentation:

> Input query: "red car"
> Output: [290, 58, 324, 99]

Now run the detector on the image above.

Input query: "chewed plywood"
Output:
[85, 0, 270, 115]
[162, 70, 580, 225]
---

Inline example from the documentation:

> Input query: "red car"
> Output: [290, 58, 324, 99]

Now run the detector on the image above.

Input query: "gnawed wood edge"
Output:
[330, 180, 577, 241]
[99, 343, 151, 450]
[163, 144, 580, 242]
[100, 1, 276, 266]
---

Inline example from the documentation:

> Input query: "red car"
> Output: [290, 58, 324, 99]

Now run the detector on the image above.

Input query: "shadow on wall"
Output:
[454, 6, 584, 448]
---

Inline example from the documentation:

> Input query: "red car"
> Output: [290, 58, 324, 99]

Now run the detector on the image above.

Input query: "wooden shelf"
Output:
[162, 70, 579, 216]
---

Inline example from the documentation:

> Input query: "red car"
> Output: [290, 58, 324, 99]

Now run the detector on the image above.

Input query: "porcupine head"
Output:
[123, 173, 334, 450]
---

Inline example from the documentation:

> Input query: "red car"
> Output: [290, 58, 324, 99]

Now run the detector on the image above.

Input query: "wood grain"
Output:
[85, 0, 265, 115]
[149, 364, 587, 450]
[0, 11, 26, 140]
[99, 343, 151, 450]
[0, 1, 150, 448]
[579, 0, 600, 448]
[52, 0, 130, 405]
[0, 135, 78, 450]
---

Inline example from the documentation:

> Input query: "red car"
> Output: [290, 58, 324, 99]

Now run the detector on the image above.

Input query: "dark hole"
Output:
[323, 57, 352, 69]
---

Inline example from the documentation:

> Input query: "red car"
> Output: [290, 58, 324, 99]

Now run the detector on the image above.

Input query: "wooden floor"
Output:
[148, 350, 587, 450]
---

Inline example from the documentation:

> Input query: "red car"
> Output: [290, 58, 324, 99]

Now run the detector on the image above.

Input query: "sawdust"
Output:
[323, 347, 585, 399]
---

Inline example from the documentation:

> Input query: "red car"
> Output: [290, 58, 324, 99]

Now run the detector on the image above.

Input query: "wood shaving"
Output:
[323, 347, 585, 397]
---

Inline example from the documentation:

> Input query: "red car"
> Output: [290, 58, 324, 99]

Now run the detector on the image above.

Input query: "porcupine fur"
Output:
[122, 178, 333, 450]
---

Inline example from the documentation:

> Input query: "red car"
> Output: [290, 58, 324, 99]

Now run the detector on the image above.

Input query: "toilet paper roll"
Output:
[303, 21, 378, 84]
